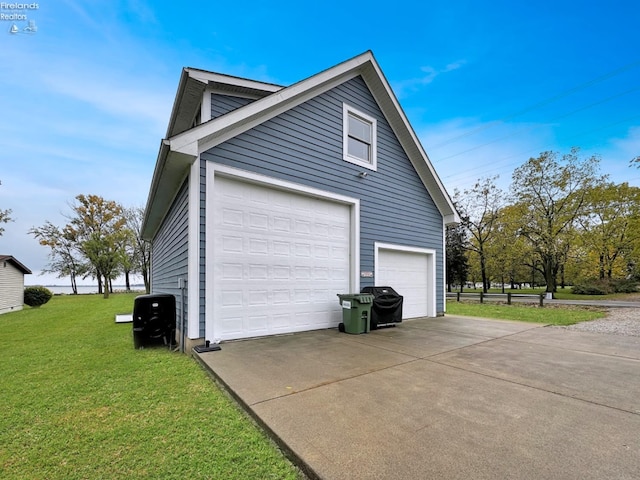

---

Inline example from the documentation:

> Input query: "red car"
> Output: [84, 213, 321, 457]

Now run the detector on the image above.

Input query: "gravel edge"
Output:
[560, 307, 640, 337]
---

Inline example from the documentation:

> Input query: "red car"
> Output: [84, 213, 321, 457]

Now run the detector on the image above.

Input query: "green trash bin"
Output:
[336, 293, 374, 334]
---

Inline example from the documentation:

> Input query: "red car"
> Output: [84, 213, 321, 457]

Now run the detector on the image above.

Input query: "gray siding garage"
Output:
[142, 52, 459, 347]
[150, 181, 189, 325]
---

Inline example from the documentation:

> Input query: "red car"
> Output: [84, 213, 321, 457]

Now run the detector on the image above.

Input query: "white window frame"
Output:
[343, 103, 377, 171]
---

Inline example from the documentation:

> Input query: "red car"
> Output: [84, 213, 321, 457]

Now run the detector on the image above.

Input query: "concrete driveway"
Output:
[195, 316, 640, 479]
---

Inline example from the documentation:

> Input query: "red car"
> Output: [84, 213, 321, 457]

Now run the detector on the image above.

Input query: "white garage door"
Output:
[377, 246, 435, 319]
[212, 176, 351, 341]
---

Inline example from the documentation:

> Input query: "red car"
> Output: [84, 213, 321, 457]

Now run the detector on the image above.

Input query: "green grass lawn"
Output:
[0, 294, 301, 480]
[446, 300, 606, 325]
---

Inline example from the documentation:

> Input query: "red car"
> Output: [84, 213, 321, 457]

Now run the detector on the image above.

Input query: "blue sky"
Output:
[1, 0, 639, 285]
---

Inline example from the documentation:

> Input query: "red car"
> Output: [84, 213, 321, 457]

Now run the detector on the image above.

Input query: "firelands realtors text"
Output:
[0, 3, 38, 21]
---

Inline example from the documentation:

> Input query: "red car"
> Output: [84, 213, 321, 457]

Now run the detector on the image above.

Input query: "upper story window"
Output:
[343, 104, 377, 171]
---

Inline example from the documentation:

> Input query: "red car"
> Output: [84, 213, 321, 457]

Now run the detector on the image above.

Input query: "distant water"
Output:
[38, 285, 145, 295]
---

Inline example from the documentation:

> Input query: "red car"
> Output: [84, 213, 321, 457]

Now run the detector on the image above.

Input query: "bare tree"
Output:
[29, 221, 89, 294]
[124, 207, 151, 293]
[122, 206, 151, 293]
[454, 176, 504, 293]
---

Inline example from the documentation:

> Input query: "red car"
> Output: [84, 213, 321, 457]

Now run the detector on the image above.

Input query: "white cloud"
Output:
[419, 117, 557, 193]
[609, 125, 640, 159]
[40, 71, 172, 130]
[583, 125, 640, 183]
[418, 118, 640, 197]
[393, 60, 466, 98]
[59, 0, 110, 37]
[0, 1, 175, 274]
[125, 0, 158, 24]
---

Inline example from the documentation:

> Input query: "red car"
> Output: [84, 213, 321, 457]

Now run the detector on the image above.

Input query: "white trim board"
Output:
[442, 217, 447, 313]
[187, 158, 201, 338]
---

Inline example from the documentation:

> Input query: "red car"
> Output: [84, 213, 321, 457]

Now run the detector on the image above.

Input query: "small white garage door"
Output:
[376, 246, 435, 319]
[212, 176, 351, 341]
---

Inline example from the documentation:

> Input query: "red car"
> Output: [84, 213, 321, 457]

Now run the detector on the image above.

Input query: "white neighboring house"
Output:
[0, 255, 32, 315]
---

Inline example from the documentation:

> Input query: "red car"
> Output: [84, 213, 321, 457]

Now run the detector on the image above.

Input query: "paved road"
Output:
[447, 292, 640, 308]
[546, 298, 640, 308]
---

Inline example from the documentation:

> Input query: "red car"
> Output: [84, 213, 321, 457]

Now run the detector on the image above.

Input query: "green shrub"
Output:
[23, 286, 53, 307]
[610, 278, 639, 293]
[571, 283, 608, 295]
[571, 278, 639, 295]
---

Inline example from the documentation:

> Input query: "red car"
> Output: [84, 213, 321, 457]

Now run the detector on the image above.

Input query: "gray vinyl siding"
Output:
[151, 180, 189, 330]
[211, 94, 253, 119]
[201, 76, 445, 321]
[0, 262, 25, 314]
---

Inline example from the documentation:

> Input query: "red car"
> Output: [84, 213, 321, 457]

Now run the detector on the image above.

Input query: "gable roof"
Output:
[0, 255, 32, 274]
[142, 51, 459, 239]
[165, 68, 283, 138]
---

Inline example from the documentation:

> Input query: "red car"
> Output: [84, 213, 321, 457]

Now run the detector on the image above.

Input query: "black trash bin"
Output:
[133, 294, 176, 349]
[360, 286, 403, 329]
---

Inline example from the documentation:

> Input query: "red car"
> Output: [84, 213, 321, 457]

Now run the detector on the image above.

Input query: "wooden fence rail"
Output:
[446, 292, 545, 307]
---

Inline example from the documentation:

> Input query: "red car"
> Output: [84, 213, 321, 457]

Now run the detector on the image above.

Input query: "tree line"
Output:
[3, 151, 639, 300]
[29, 195, 151, 298]
[447, 149, 640, 295]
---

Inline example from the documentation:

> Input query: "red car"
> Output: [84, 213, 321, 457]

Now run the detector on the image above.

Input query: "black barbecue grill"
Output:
[360, 286, 403, 329]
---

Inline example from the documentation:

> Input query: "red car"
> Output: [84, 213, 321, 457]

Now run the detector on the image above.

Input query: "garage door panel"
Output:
[249, 212, 268, 230]
[332, 245, 349, 259]
[294, 219, 312, 235]
[221, 235, 243, 253]
[246, 314, 268, 332]
[273, 241, 290, 256]
[273, 289, 291, 304]
[331, 267, 348, 281]
[314, 223, 329, 237]
[214, 176, 350, 341]
[220, 289, 243, 308]
[270, 313, 291, 330]
[220, 316, 243, 336]
[273, 216, 291, 232]
[222, 208, 243, 226]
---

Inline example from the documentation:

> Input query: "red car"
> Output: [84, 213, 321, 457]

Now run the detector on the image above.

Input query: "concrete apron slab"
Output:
[432, 328, 640, 414]
[504, 326, 640, 360]
[195, 316, 640, 479]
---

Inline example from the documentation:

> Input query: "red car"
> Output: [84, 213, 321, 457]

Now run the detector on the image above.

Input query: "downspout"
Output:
[179, 277, 187, 353]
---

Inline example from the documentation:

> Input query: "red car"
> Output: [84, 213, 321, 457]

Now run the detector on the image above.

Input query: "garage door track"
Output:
[195, 316, 640, 479]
